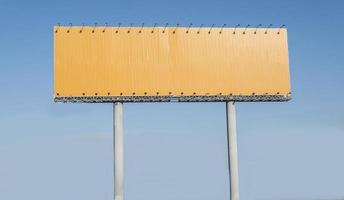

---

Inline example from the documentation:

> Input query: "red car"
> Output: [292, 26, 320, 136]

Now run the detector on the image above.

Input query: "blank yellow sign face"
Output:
[54, 26, 291, 102]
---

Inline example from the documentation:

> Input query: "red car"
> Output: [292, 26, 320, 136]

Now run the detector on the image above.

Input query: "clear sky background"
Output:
[1, 0, 344, 199]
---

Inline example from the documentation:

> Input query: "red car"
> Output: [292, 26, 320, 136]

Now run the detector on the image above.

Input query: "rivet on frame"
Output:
[57, 93, 60, 96]
[120, 93, 123, 95]
[82, 93, 85, 96]
[67, 23, 72, 33]
[162, 23, 168, 33]
[233, 24, 240, 34]
[243, 24, 250, 34]
[151, 23, 157, 33]
[265, 24, 272, 34]
[169, 92, 172, 95]
[95, 93, 98, 96]
[156, 92, 159, 95]
[277, 24, 285, 34]
[102, 22, 108, 33]
[92, 22, 98, 33]
[80, 23, 85, 33]
[107, 92, 110, 95]
[186, 23, 192, 33]
[254, 24, 262, 34]
[144, 92, 147, 95]
[116, 23, 121, 33]
[208, 24, 214, 34]
[127, 23, 133, 33]
[132, 92, 135, 95]
[219, 24, 226, 34]
[55, 23, 61, 33]
[139, 23, 144, 33]
[197, 24, 204, 34]
[193, 92, 196, 95]
[173, 24, 179, 34]
[277, 92, 280, 95]
[181, 92, 184, 95]
[252, 92, 255, 95]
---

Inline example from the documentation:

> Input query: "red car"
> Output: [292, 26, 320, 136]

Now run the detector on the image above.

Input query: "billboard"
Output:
[54, 26, 291, 102]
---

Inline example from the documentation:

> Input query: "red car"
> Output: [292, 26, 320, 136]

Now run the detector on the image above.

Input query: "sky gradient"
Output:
[0, 0, 344, 199]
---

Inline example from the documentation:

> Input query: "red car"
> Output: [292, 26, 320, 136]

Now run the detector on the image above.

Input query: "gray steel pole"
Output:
[114, 102, 124, 200]
[226, 102, 240, 200]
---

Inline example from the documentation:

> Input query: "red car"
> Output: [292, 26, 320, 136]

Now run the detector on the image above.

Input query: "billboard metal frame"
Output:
[54, 25, 291, 103]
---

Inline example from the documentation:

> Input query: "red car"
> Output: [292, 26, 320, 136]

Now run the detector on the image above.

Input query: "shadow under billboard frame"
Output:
[54, 24, 291, 200]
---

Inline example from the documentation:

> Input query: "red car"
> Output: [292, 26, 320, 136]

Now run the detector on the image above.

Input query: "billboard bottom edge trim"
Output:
[54, 95, 291, 103]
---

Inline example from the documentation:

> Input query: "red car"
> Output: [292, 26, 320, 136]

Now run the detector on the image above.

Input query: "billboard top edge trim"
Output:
[53, 25, 287, 29]
[53, 26, 288, 33]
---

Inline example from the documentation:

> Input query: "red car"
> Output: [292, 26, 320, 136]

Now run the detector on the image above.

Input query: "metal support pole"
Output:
[226, 102, 240, 200]
[114, 102, 124, 200]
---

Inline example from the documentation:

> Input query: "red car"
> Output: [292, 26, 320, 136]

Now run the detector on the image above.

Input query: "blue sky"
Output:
[1, 0, 344, 199]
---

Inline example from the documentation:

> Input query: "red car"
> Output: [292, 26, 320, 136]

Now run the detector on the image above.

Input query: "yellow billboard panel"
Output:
[54, 26, 291, 102]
